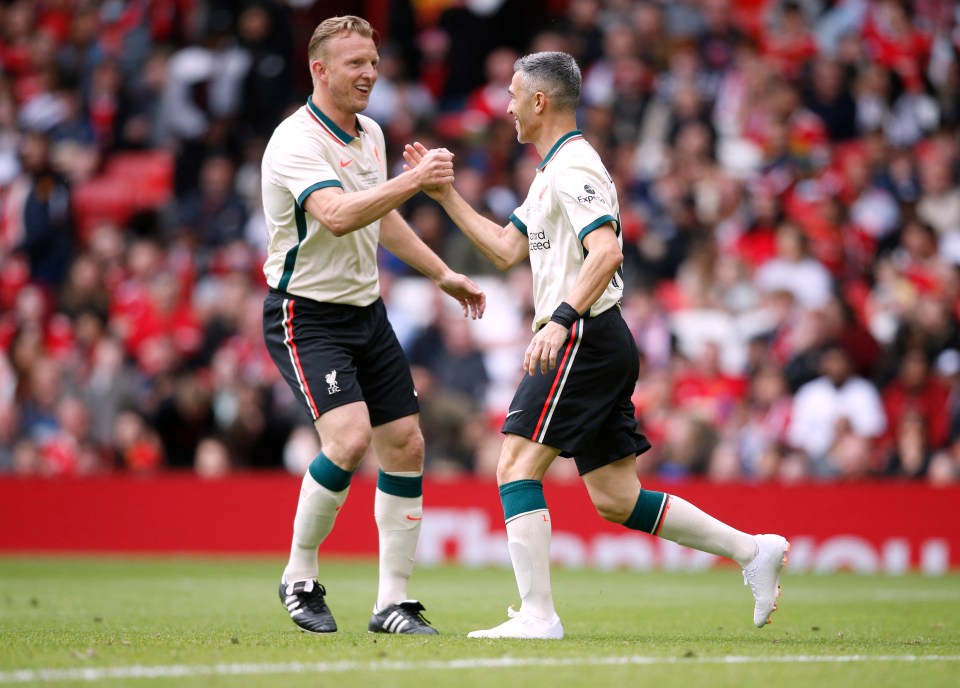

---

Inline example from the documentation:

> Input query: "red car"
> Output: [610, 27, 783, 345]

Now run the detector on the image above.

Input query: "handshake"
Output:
[403, 141, 454, 198]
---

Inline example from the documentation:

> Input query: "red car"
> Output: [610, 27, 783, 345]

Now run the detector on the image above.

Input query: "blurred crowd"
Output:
[1, 0, 960, 486]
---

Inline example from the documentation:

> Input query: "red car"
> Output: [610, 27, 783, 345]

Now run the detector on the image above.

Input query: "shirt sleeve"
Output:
[554, 163, 618, 243]
[506, 185, 530, 236]
[269, 138, 342, 208]
[509, 210, 528, 235]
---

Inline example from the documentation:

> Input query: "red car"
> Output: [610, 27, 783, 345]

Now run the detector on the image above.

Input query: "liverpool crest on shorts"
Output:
[326, 370, 340, 394]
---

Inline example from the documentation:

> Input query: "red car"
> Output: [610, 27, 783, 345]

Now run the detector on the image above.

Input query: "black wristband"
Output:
[550, 301, 580, 329]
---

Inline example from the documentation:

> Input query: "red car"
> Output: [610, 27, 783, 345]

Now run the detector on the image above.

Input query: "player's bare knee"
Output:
[396, 427, 425, 462]
[323, 429, 371, 467]
[376, 424, 425, 471]
[592, 494, 631, 524]
[495, 453, 534, 485]
[403, 427, 425, 459]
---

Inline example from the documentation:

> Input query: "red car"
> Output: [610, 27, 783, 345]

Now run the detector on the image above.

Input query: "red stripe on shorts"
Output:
[532, 320, 579, 441]
[284, 299, 320, 418]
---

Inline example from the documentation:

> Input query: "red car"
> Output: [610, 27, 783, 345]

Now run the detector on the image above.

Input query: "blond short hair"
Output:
[308, 15, 375, 63]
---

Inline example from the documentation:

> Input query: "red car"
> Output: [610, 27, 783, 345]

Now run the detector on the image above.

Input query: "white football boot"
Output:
[467, 606, 564, 639]
[742, 533, 790, 627]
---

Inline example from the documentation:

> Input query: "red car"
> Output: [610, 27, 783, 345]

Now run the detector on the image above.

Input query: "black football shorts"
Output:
[263, 289, 419, 426]
[502, 306, 651, 474]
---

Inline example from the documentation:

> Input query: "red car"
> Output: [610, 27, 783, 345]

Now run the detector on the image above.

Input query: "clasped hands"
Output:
[403, 142, 453, 199]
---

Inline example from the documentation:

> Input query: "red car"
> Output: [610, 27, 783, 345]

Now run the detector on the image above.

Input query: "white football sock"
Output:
[375, 474, 423, 610]
[506, 509, 556, 621]
[283, 470, 349, 583]
[658, 496, 758, 567]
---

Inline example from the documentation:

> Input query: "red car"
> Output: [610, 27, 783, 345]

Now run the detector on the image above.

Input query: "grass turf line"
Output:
[1, 557, 958, 688]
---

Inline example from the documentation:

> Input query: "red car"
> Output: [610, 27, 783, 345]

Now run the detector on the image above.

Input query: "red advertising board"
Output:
[0, 475, 957, 574]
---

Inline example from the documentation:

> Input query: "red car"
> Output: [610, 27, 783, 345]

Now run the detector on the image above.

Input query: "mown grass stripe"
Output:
[3, 654, 960, 684]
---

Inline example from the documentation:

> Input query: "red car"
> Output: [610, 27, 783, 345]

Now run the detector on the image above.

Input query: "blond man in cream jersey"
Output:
[262, 15, 485, 636]
[406, 51, 788, 639]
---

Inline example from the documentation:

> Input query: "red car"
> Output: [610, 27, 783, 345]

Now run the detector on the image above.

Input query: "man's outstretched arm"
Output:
[403, 142, 528, 271]
[303, 148, 454, 237]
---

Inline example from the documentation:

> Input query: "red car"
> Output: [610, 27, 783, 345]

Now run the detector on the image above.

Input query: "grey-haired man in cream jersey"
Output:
[262, 15, 485, 636]
[405, 50, 788, 639]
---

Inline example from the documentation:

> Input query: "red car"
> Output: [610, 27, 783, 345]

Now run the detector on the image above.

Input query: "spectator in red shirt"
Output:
[674, 339, 748, 426]
[882, 346, 952, 452]
[761, 2, 817, 83]
[732, 181, 783, 266]
[822, 292, 882, 380]
[863, 0, 932, 93]
[0, 2, 37, 85]
[463, 46, 520, 129]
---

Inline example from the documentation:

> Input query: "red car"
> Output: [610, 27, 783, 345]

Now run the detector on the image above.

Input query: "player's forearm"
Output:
[379, 211, 450, 282]
[564, 243, 622, 315]
[314, 173, 421, 236]
[438, 190, 525, 271]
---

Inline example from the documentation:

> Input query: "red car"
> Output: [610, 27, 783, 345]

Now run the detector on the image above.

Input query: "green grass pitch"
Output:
[1, 557, 958, 687]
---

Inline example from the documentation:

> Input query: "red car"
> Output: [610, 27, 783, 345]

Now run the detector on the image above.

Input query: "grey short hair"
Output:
[513, 51, 581, 112]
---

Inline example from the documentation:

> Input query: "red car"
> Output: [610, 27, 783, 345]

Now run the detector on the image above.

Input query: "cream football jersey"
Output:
[509, 131, 623, 330]
[261, 98, 387, 306]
